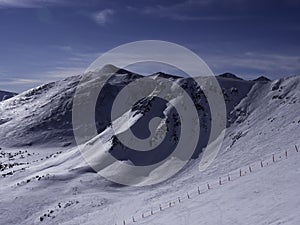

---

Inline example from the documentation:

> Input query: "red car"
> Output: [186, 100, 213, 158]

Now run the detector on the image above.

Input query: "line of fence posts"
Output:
[119, 146, 300, 225]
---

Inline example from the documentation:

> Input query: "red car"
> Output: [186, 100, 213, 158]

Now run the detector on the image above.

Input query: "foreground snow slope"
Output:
[0, 69, 299, 225]
[138, 149, 300, 225]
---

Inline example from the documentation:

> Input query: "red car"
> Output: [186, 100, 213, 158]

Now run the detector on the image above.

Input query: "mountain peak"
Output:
[150, 72, 182, 79]
[218, 73, 243, 80]
[94, 64, 131, 75]
[253, 76, 271, 82]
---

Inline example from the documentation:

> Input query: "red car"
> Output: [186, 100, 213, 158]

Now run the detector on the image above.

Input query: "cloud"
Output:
[0, 66, 85, 92]
[0, 77, 40, 85]
[204, 51, 300, 78]
[0, 47, 103, 92]
[129, 0, 254, 22]
[54, 45, 73, 52]
[0, 0, 64, 8]
[92, 9, 115, 26]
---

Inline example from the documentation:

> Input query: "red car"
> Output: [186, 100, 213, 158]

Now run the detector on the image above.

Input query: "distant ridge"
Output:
[150, 72, 182, 79]
[253, 76, 271, 82]
[218, 72, 243, 80]
[0, 90, 17, 102]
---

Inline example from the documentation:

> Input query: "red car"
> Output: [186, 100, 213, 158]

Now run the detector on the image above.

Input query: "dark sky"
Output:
[0, 0, 300, 92]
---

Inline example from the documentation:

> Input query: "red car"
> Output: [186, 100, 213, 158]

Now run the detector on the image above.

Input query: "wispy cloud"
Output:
[0, 66, 84, 92]
[129, 0, 249, 21]
[0, 47, 103, 92]
[204, 51, 300, 78]
[0, 77, 40, 85]
[53, 45, 73, 52]
[0, 0, 64, 8]
[92, 9, 115, 26]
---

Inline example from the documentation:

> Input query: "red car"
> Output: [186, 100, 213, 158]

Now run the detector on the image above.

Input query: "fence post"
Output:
[169, 202, 172, 207]
[239, 169, 242, 177]
[159, 204, 163, 211]
[151, 209, 154, 215]
[249, 165, 252, 173]
[207, 183, 211, 190]
[285, 150, 288, 159]
[197, 186, 201, 195]
[228, 174, 231, 181]
[132, 216, 136, 223]
[123, 220, 126, 225]
[260, 161, 264, 168]
[142, 213, 145, 218]
[272, 154, 275, 162]
[295, 145, 299, 152]
[219, 177, 222, 185]
[187, 193, 191, 199]
[178, 197, 181, 203]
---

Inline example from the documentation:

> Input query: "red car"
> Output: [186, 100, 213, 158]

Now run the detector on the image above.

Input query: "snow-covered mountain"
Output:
[0, 66, 299, 225]
[0, 66, 252, 151]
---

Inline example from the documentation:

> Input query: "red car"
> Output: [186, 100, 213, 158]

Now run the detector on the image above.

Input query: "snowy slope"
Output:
[0, 68, 141, 147]
[0, 68, 299, 225]
[137, 149, 300, 225]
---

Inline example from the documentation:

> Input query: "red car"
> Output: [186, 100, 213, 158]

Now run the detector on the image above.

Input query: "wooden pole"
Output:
[187, 193, 191, 199]
[197, 186, 201, 195]
[219, 177, 222, 185]
[249, 165, 252, 173]
[272, 154, 275, 162]
[228, 174, 231, 181]
[159, 204, 163, 211]
[295, 145, 299, 152]
[239, 169, 242, 177]
[260, 161, 263, 168]
[285, 150, 288, 159]
[132, 216, 136, 222]
[207, 183, 211, 190]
